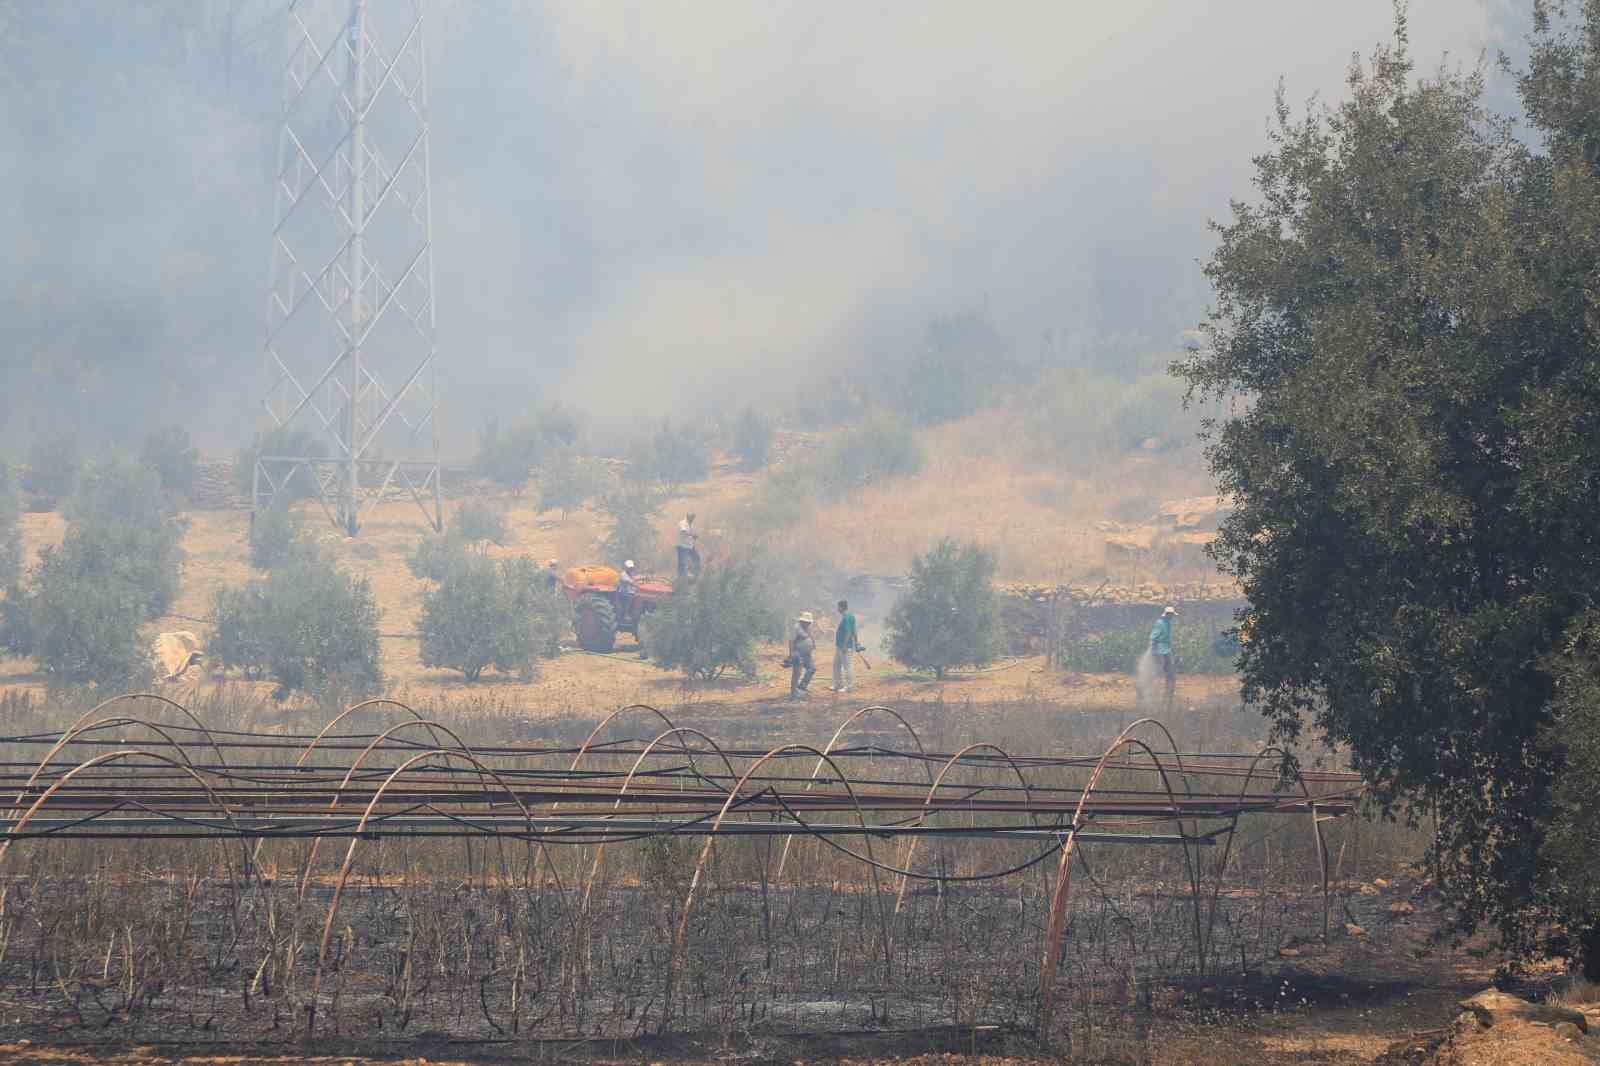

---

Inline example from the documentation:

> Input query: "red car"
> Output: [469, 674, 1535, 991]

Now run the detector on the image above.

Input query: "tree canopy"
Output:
[1177, 3, 1600, 974]
[885, 538, 1001, 679]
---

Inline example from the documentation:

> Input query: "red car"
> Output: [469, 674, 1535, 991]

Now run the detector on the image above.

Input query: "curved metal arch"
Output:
[773, 704, 933, 884]
[293, 717, 488, 904]
[25, 693, 229, 787]
[1037, 724, 1201, 1035]
[580, 726, 738, 913]
[897, 740, 1052, 912]
[0, 749, 249, 878]
[569, 705, 679, 771]
[291, 698, 439, 768]
[11, 714, 199, 809]
[308, 748, 537, 1033]
[253, 699, 446, 876]
[1199, 744, 1290, 965]
[1194, 744, 1335, 966]
[533, 705, 679, 891]
[663, 743, 892, 1034]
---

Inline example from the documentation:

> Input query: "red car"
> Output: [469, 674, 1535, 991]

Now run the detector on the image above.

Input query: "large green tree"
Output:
[1178, 4, 1600, 975]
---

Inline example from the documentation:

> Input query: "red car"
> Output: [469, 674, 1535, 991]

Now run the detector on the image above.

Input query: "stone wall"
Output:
[998, 582, 1245, 656]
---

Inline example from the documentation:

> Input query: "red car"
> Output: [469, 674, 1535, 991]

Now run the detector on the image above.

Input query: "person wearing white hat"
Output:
[543, 558, 561, 593]
[616, 560, 639, 617]
[788, 611, 817, 698]
[1149, 606, 1178, 706]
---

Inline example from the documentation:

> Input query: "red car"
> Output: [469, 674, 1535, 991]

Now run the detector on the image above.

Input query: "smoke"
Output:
[1133, 648, 1158, 708]
[1, 1, 1517, 451]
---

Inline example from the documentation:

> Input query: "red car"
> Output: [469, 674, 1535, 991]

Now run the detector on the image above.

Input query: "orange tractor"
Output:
[560, 565, 672, 653]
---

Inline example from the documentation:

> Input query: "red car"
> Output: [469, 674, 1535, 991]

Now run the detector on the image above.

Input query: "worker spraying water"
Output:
[1141, 605, 1178, 710]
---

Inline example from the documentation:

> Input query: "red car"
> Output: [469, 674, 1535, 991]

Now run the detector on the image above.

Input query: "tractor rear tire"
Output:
[575, 593, 618, 653]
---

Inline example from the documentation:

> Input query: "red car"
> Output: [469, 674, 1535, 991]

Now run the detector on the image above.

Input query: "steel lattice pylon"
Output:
[257, 0, 442, 535]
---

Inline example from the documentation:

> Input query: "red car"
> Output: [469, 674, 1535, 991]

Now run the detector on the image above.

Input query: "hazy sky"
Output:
[0, 0, 1529, 446]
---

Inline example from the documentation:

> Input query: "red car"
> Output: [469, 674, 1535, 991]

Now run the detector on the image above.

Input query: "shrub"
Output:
[537, 448, 599, 518]
[731, 407, 773, 470]
[476, 415, 540, 493]
[476, 407, 585, 493]
[407, 530, 471, 582]
[533, 404, 585, 450]
[646, 553, 782, 681]
[600, 480, 662, 566]
[139, 424, 200, 497]
[743, 460, 819, 532]
[1056, 619, 1236, 675]
[418, 555, 563, 681]
[22, 548, 151, 689]
[209, 548, 382, 699]
[899, 311, 1008, 426]
[249, 503, 306, 570]
[454, 500, 508, 547]
[22, 432, 80, 509]
[0, 459, 184, 685]
[0, 577, 35, 658]
[60, 459, 185, 618]
[815, 411, 924, 498]
[0, 462, 20, 586]
[885, 538, 1002, 679]
[208, 583, 269, 679]
[235, 425, 326, 503]
[627, 420, 710, 489]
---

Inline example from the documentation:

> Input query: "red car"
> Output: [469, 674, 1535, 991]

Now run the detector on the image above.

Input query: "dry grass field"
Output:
[755, 408, 1220, 585]
[5, 405, 1223, 704]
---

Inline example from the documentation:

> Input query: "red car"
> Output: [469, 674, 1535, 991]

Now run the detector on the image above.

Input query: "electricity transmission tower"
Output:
[256, 0, 442, 535]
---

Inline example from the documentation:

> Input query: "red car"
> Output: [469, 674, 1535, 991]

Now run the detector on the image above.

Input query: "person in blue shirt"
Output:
[831, 599, 862, 694]
[1149, 606, 1177, 706]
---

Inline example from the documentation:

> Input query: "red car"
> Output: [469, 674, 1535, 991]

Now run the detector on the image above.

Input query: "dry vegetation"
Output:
[8, 405, 1221, 702]
[1, 414, 1539, 1066]
[754, 408, 1219, 585]
[0, 689, 1445, 1066]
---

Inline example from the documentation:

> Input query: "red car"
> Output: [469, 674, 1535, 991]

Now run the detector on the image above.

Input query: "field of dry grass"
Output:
[756, 407, 1219, 585]
[4, 405, 1224, 704]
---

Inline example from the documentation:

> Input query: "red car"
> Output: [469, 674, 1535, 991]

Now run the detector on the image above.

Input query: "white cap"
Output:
[797, 611, 814, 624]
[624, 559, 635, 569]
[1163, 605, 1178, 616]
[546, 558, 559, 567]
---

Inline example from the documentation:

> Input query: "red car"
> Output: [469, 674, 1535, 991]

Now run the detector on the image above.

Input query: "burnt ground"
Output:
[0, 883, 1553, 1066]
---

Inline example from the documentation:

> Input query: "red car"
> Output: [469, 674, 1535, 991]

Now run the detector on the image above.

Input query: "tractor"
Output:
[560, 565, 672, 653]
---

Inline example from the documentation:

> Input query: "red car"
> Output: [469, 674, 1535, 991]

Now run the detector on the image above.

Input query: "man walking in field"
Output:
[789, 611, 817, 699]
[676, 512, 701, 579]
[1149, 605, 1177, 706]
[831, 599, 861, 694]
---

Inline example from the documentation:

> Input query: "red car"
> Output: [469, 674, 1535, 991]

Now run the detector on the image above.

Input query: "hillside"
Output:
[0, 404, 1230, 703]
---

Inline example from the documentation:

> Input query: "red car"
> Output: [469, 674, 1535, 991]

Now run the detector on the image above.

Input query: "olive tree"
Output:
[418, 556, 564, 681]
[885, 538, 1001, 679]
[646, 553, 783, 681]
[1175, 6, 1600, 975]
[209, 548, 382, 699]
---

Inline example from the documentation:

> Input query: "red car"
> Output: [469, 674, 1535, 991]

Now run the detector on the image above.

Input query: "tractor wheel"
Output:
[574, 593, 618, 653]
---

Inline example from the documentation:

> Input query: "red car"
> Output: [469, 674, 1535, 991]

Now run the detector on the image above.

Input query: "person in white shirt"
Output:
[616, 559, 639, 616]
[676, 512, 701, 579]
